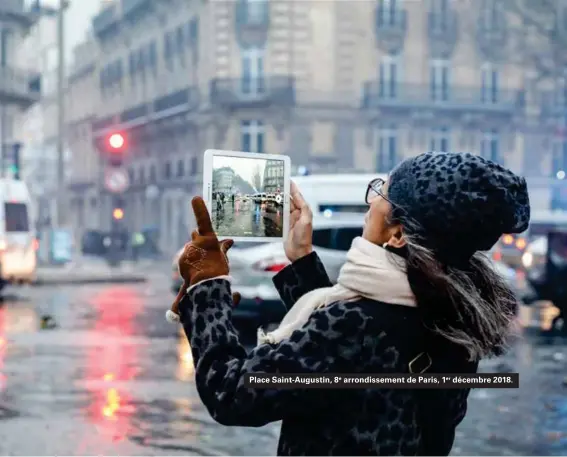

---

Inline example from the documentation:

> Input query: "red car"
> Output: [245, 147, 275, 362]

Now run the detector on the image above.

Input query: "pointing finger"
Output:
[192, 196, 215, 235]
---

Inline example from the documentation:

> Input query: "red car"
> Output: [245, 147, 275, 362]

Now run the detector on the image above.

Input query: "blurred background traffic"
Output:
[0, 0, 567, 454]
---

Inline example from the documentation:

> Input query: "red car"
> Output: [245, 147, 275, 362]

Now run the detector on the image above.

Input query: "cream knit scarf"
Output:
[258, 237, 417, 345]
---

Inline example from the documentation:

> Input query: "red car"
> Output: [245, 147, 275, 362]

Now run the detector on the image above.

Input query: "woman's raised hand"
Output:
[284, 181, 313, 263]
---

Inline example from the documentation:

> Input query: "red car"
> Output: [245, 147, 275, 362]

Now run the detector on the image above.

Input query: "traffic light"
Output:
[103, 131, 127, 166]
[112, 207, 124, 220]
[2, 143, 22, 179]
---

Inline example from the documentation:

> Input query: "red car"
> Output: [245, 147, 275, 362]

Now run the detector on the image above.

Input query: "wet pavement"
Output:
[0, 277, 566, 455]
[212, 200, 283, 238]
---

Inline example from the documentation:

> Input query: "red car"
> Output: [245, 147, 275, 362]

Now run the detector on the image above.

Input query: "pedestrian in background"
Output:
[169, 152, 530, 456]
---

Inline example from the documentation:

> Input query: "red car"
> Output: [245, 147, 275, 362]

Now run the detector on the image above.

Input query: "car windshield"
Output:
[232, 242, 268, 249]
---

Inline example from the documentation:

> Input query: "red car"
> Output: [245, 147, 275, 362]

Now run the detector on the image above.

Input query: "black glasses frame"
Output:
[365, 178, 394, 205]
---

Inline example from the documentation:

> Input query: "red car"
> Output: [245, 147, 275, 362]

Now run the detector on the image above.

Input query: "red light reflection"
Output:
[83, 287, 141, 443]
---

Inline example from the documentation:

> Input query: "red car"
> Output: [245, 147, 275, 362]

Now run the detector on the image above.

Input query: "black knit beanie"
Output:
[387, 152, 531, 265]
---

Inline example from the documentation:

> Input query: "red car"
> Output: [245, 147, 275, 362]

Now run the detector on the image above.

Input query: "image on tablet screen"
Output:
[211, 155, 285, 238]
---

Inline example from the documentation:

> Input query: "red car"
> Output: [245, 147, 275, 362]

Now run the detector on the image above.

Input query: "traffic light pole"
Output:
[55, 0, 66, 226]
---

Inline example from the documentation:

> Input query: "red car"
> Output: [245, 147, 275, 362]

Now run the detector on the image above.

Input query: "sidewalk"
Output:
[34, 257, 160, 286]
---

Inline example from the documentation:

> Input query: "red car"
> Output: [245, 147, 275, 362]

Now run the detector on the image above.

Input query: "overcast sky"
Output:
[213, 155, 266, 184]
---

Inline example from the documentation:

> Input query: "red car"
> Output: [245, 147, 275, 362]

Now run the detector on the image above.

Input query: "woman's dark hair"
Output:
[387, 214, 518, 361]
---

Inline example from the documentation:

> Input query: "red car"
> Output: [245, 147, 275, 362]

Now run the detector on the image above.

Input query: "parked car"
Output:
[171, 213, 365, 332]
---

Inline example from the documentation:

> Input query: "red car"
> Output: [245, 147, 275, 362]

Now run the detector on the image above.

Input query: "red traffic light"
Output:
[108, 133, 125, 150]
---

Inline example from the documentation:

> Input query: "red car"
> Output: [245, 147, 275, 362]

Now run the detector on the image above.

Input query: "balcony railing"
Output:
[121, 0, 152, 19]
[0, 66, 41, 108]
[375, 8, 407, 34]
[374, 7, 407, 52]
[362, 82, 524, 114]
[210, 76, 295, 108]
[0, 0, 40, 29]
[427, 10, 458, 41]
[92, 4, 119, 38]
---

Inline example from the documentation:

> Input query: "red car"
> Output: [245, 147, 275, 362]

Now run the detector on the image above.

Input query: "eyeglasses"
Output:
[365, 177, 393, 205]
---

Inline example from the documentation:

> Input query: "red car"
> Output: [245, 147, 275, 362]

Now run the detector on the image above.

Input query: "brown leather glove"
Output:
[166, 196, 240, 323]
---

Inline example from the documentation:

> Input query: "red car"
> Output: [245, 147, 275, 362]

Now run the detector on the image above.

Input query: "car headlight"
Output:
[522, 252, 533, 268]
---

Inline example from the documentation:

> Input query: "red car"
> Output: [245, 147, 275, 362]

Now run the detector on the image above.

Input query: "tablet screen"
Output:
[211, 154, 286, 238]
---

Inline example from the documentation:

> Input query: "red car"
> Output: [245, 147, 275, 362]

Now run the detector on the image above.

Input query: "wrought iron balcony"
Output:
[210, 76, 295, 109]
[0, 66, 41, 108]
[235, 0, 270, 47]
[121, 0, 152, 20]
[374, 7, 407, 53]
[361, 82, 524, 116]
[427, 10, 458, 56]
[0, 0, 40, 30]
[92, 4, 119, 38]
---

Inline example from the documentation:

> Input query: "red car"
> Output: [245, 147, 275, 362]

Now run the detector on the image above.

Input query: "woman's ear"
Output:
[387, 226, 407, 249]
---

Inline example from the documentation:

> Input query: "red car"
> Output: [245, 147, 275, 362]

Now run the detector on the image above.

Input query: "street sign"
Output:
[104, 167, 129, 193]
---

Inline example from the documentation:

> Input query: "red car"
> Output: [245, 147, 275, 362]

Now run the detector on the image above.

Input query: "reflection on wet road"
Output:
[0, 279, 565, 455]
[0, 282, 279, 455]
[212, 200, 282, 238]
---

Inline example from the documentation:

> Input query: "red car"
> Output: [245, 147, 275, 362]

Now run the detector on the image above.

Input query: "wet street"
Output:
[0, 275, 566, 455]
[212, 200, 282, 238]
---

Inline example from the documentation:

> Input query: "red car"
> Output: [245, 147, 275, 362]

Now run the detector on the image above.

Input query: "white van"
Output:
[292, 173, 386, 215]
[0, 179, 37, 289]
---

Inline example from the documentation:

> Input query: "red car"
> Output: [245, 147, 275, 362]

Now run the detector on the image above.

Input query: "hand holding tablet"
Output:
[202, 149, 291, 242]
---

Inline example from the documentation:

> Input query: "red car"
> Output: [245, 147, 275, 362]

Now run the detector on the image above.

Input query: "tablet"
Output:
[202, 149, 291, 242]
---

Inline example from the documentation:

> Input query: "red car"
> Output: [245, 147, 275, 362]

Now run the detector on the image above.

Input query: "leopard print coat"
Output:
[178, 252, 478, 456]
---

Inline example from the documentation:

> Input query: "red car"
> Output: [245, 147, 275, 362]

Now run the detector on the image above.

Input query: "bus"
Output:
[291, 173, 385, 216]
[0, 180, 37, 290]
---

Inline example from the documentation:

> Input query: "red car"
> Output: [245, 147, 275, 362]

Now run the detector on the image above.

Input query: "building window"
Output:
[136, 49, 145, 83]
[241, 120, 265, 153]
[177, 159, 184, 177]
[1, 29, 12, 67]
[376, 127, 398, 172]
[481, 63, 498, 103]
[186, 18, 199, 46]
[246, 0, 269, 23]
[164, 161, 171, 179]
[241, 47, 265, 95]
[377, 0, 403, 26]
[190, 156, 198, 175]
[149, 165, 156, 182]
[480, 129, 500, 162]
[480, 0, 502, 31]
[430, 59, 450, 101]
[430, 127, 450, 152]
[164, 31, 174, 69]
[128, 51, 137, 82]
[148, 41, 157, 74]
[379, 54, 399, 99]
[552, 140, 567, 177]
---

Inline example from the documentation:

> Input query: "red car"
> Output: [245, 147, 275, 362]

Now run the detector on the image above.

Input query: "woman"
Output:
[167, 152, 530, 456]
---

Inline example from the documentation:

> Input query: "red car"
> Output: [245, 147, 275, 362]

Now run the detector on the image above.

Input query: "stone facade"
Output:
[64, 0, 564, 254]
